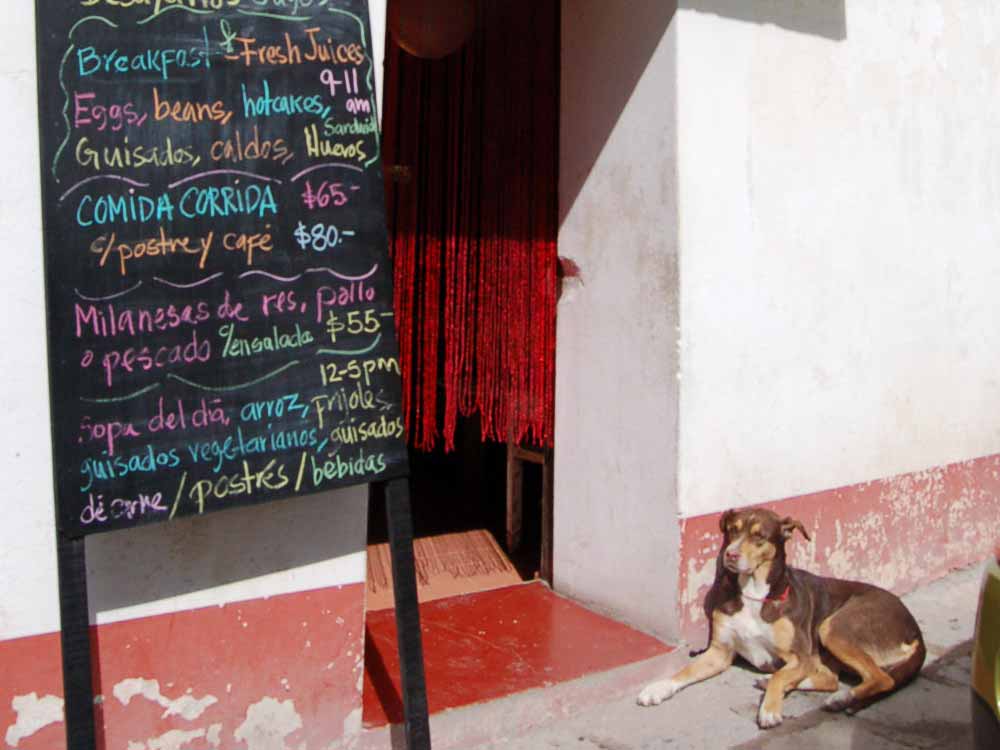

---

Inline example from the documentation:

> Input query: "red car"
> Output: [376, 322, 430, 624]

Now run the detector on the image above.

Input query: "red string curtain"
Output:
[382, 1, 559, 452]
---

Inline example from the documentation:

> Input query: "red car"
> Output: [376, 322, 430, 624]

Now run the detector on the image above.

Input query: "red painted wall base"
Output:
[1, 583, 364, 750]
[678, 454, 1000, 643]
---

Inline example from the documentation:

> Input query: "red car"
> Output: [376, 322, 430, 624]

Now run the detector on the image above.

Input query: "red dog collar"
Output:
[768, 585, 790, 603]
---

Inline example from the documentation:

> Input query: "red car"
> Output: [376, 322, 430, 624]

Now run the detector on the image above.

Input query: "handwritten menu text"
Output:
[36, 0, 407, 536]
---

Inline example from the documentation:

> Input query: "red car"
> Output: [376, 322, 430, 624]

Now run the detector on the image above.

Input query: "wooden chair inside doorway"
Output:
[505, 441, 553, 584]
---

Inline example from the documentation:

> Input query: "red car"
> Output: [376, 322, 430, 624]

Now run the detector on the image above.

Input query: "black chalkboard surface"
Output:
[35, 0, 408, 537]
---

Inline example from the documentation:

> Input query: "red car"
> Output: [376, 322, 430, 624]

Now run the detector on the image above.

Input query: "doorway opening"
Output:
[367, 0, 560, 605]
[368, 414, 548, 578]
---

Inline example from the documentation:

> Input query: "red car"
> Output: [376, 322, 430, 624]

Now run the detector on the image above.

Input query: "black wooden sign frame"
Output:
[34, 1, 430, 747]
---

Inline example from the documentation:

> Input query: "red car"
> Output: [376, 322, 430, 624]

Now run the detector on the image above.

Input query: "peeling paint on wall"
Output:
[127, 727, 212, 750]
[678, 540, 715, 630]
[1, 584, 366, 750]
[233, 697, 303, 750]
[677, 453, 1000, 643]
[113, 678, 218, 720]
[353, 653, 365, 694]
[206, 723, 223, 747]
[4, 693, 63, 747]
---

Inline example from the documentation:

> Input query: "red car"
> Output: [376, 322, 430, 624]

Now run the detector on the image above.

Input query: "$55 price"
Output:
[326, 309, 381, 343]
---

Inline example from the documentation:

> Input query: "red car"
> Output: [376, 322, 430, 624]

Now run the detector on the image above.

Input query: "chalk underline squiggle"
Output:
[69, 15, 118, 38]
[52, 44, 75, 182]
[290, 162, 363, 181]
[328, 7, 367, 50]
[55, 169, 276, 198]
[74, 281, 143, 302]
[238, 9, 312, 22]
[81, 383, 159, 404]
[138, 5, 213, 25]
[364, 96, 380, 169]
[306, 264, 378, 281]
[317, 334, 382, 357]
[239, 270, 302, 283]
[238, 265, 379, 283]
[153, 273, 223, 290]
[167, 361, 300, 393]
[168, 170, 282, 189]
[54, 16, 120, 180]
[60, 175, 150, 202]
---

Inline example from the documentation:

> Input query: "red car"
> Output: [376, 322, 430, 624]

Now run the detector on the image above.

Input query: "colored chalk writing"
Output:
[35, 0, 407, 536]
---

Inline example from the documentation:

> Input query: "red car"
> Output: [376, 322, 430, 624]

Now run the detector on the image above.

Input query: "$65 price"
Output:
[301, 180, 356, 210]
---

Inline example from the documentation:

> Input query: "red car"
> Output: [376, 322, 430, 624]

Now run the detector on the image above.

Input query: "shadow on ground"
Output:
[732, 641, 974, 750]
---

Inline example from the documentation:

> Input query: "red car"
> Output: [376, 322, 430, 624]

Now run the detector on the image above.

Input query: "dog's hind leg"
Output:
[637, 642, 734, 706]
[818, 616, 895, 712]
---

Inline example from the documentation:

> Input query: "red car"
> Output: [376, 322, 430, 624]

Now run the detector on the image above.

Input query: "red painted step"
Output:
[362, 581, 673, 728]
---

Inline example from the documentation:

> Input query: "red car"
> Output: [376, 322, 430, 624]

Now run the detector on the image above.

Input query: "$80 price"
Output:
[294, 222, 352, 252]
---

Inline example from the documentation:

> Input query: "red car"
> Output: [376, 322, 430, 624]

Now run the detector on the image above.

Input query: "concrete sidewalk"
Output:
[473, 563, 985, 750]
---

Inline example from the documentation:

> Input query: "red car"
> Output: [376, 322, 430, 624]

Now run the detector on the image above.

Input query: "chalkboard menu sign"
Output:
[35, 0, 407, 537]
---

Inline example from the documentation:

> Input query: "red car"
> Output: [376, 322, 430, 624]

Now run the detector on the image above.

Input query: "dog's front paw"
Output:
[756, 704, 783, 729]
[823, 687, 854, 712]
[637, 680, 677, 707]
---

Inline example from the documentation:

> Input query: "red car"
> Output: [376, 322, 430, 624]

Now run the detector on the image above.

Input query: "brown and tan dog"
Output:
[637, 507, 926, 728]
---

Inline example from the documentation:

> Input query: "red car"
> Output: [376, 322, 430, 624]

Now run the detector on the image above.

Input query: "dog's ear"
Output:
[780, 516, 810, 542]
[719, 509, 735, 535]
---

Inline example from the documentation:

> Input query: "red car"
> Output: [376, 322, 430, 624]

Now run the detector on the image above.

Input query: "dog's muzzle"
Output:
[723, 551, 741, 572]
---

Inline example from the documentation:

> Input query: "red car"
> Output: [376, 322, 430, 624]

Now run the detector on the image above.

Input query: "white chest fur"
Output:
[716, 581, 780, 670]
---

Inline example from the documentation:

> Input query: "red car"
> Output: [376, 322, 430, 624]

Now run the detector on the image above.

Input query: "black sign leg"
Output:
[384, 478, 432, 750]
[56, 534, 97, 750]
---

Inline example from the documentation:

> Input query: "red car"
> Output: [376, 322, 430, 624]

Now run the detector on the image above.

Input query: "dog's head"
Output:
[718, 508, 810, 575]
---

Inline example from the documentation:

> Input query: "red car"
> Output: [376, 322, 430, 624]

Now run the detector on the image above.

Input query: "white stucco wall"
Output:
[556, 1, 681, 639]
[0, 0, 57, 639]
[676, 1, 1000, 516]
[0, 0, 386, 642]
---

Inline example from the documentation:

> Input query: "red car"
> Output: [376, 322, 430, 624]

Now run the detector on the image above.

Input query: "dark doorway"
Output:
[368, 0, 559, 594]
[369, 415, 543, 579]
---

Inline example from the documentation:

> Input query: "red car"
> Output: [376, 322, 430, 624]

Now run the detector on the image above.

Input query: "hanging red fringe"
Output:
[383, 1, 558, 452]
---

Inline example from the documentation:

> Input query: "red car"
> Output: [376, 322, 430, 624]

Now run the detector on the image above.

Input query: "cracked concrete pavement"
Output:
[475, 563, 985, 750]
